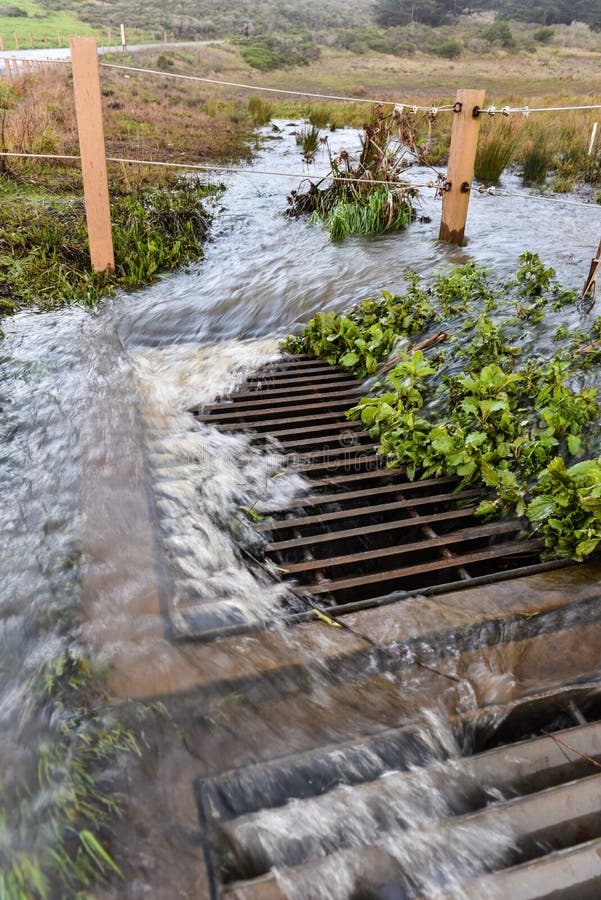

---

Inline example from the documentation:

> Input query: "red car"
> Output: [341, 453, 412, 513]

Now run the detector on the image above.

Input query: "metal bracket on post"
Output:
[70, 35, 115, 274]
[439, 89, 486, 246]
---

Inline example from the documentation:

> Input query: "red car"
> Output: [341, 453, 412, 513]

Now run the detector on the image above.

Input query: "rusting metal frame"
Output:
[277, 431, 370, 451]
[265, 475, 459, 511]
[310, 467, 406, 488]
[248, 420, 364, 440]
[201, 388, 362, 414]
[196, 396, 361, 422]
[291, 454, 380, 474]
[268, 507, 478, 552]
[256, 489, 483, 532]
[198, 684, 601, 822]
[197, 684, 601, 896]
[229, 378, 359, 400]
[244, 370, 355, 387]
[291, 538, 546, 596]
[281, 520, 523, 576]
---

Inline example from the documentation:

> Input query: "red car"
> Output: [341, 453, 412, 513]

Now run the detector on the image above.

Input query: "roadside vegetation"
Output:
[283, 256, 601, 562]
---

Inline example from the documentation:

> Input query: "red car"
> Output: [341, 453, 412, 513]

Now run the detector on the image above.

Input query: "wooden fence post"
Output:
[13, 32, 19, 51]
[70, 36, 115, 273]
[120, 23, 127, 51]
[439, 88, 486, 246]
[0, 34, 4, 52]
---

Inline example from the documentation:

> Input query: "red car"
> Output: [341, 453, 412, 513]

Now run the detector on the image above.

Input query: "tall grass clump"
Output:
[521, 131, 553, 185]
[474, 118, 521, 184]
[247, 94, 273, 125]
[319, 186, 413, 240]
[308, 104, 330, 128]
[288, 107, 417, 240]
[295, 124, 321, 158]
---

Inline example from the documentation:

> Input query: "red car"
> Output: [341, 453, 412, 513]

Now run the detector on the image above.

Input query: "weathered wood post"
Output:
[70, 36, 115, 273]
[120, 23, 127, 51]
[0, 34, 4, 52]
[28, 32, 33, 49]
[13, 32, 19, 51]
[439, 88, 486, 246]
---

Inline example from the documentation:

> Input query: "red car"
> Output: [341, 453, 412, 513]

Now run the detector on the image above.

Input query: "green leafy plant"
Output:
[284, 253, 601, 562]
[528, 457, 601, 559]
[0, 177, 220, 316]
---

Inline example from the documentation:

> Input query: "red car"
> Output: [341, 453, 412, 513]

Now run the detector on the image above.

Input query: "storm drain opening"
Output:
[186, 355, 574, 640]
[195, 683, 601, 899]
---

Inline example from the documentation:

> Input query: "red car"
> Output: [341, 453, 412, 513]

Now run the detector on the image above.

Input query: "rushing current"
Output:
[1, 121, 600, 897]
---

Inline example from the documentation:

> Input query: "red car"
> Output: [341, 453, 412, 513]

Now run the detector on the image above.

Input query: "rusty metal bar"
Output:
[281, 520, 523, 575]
[272, 475, 459, 510]
[256, 489, 483, 532]
[268, 507, 477, 552]
[230, 378, 358, 400]
[219, 722, 601, 878]
[204, 411, 350, 433]
[201, 388, 362, 414]
[194, 399, 357, 423]
[292, 538, 545, 596]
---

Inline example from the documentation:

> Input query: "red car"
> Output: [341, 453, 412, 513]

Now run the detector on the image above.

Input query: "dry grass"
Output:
[3, 40, 601, 196]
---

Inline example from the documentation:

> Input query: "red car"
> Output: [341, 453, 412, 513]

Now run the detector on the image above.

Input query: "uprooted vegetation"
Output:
[283, 254, 601, 561]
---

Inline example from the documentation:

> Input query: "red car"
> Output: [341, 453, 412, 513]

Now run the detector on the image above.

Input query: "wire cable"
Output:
[98, 61, 456, 111]
[476, 184, 601, 211]
[0, 150, 441, 188]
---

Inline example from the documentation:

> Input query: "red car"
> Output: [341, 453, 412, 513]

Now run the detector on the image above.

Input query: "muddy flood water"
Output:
[2, 122, 601, 898]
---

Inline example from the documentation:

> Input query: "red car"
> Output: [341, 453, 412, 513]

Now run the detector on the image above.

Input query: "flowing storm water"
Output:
[1, 121, 601, 897]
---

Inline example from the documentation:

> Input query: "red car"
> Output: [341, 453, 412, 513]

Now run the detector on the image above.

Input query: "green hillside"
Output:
[39, 0, 373, 41]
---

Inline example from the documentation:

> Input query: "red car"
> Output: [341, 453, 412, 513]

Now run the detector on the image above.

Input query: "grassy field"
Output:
[0, 0, 93, 50]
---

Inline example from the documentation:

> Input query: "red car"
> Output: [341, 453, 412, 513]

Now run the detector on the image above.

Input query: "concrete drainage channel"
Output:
[196, 683, 601, 899]
[164, 354, 601, 899]
[186, 355, 571, 641]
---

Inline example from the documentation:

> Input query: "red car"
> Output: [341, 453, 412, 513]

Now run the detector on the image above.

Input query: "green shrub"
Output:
[0, 5, 28, 16]
[433, 38, 462, 59]
[533, 26, 554, 44]
[0, 178, 219, 314]
[483, 20, 515, 49]
[239, 35, 320, 71]
[282, 254, 601, 564]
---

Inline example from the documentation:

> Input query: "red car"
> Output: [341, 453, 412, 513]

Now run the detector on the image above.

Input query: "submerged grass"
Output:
[0, 648, 140, 898]
[0, 175, 221, 316]
[315, 186, 413, 240]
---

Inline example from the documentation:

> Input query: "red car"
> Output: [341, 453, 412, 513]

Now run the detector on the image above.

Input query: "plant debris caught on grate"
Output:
[189, 355, 572, 639]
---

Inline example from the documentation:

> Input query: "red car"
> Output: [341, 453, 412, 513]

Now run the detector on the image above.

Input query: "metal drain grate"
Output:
[188, 355, 570, 638]
[195, 683, 601, 899]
